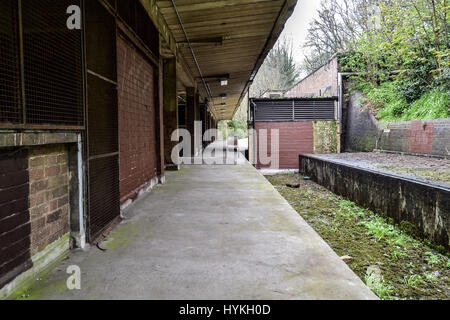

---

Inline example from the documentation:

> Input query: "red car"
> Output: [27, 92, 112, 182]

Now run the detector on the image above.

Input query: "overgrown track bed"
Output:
[266, 173, 450, 300]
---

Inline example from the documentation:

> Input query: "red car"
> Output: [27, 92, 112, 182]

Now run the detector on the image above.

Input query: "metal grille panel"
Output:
[22, 0, 83, 126]
[294, 100, 336, 120]
[87, 156, 120, 242]
[253, 99, 336, 122]
[0, 1, 21, 124]
[87, 74, 118, 156]
[254, 101, 293, 122]
[117, 0, 159, 58]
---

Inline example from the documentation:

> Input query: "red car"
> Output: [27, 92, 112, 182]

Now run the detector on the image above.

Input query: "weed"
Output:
[360, 215, 396, 241]
[403, 274, 424, 287]
[338, 200, 366, 219]
[365, 273, 394, 299]
[424, 272, 438, 283]
[425, 252, 441, 266]
[392, 250, 408, 260]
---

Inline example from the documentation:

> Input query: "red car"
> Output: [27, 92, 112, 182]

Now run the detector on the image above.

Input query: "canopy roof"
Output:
[155, 0, 297, 120]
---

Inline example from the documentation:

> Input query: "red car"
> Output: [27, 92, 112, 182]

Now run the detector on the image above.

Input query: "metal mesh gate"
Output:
[85, 0, 120, 243]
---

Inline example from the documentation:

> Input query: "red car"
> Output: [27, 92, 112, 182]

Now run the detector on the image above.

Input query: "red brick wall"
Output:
[117, 33, 157, 204]
[28, 145, 70, 256]
[410, 120, 434, 155]
[256, 122, 314, 169]
[377, 119, 449, 156]
[284, 57, 339, 98]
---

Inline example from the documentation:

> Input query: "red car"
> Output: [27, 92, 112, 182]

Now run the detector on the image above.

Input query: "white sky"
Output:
[279, 1, 322, 67]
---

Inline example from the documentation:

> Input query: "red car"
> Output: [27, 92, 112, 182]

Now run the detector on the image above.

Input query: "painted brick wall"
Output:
[0, 149, 31, 288]
[28, 145, 70, 256]
[284, 57, 339, 98]
[117, 34, 158, 205]
[256, 122, 314, 169]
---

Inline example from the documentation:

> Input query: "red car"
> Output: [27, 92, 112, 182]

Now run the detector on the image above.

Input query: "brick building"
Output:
[284, 56, 340, 99]
[0, 0, 297, 296]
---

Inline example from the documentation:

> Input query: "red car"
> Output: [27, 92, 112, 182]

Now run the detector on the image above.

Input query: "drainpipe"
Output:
[77, 134, 86, 249]
[251, 100, 257, 165]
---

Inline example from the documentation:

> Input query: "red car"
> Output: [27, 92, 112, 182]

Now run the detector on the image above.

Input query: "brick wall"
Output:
[117, 34, 158, 205]
[345, 91, 450, 157]
[28, 145, 70, 256]
[284, 57, 339, 98]
[0, 148, 31, 288]
[255, 122, 314, 169]
[379, 119, 450, 156]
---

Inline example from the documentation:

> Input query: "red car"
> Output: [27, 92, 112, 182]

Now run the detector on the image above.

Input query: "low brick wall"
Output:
[299, 155, 450, 250]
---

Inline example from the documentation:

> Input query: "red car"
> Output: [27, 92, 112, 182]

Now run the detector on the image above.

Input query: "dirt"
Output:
[265, 173, 450, 300]
[315, 152, 450, 186]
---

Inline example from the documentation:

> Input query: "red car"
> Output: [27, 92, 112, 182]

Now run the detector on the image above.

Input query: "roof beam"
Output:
[178, 37, 223, 46]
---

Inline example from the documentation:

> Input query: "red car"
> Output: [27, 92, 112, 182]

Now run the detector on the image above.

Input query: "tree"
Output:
[250, 36, 300, 97]
[301, 0, 380, 74]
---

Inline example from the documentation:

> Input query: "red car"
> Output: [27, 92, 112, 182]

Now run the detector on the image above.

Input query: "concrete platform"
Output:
[11, 159, 376, 300]
[300, 153, 450, 250]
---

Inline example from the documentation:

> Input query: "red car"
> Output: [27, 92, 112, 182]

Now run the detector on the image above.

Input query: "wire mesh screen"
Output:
[87, 74, 118, 156]
[0, 0, 21, 124]
[88, 155, 120, 242]
[117, 0, 159, 58]
[21, 0, 84, 126]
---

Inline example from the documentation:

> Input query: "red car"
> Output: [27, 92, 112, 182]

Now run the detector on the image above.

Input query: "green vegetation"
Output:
[219, 98, 248, 140]
[355, 81, 449, 121]
[376, 165, 450, 184]
[365, 272, 394, 299]
[341, 0, 450, 122]
[403, 274, 425, 287]
[265, 173, 450, 300]
[303, 0, 449, 122]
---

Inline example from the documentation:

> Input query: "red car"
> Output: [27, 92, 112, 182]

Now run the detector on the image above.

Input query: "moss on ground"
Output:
[377, 165, 450, 184]
[266, 174, 450, 300]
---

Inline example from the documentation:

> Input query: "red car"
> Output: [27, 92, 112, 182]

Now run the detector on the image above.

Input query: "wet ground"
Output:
[314, 152, 450, 188]
[266, 173, 450, 300]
